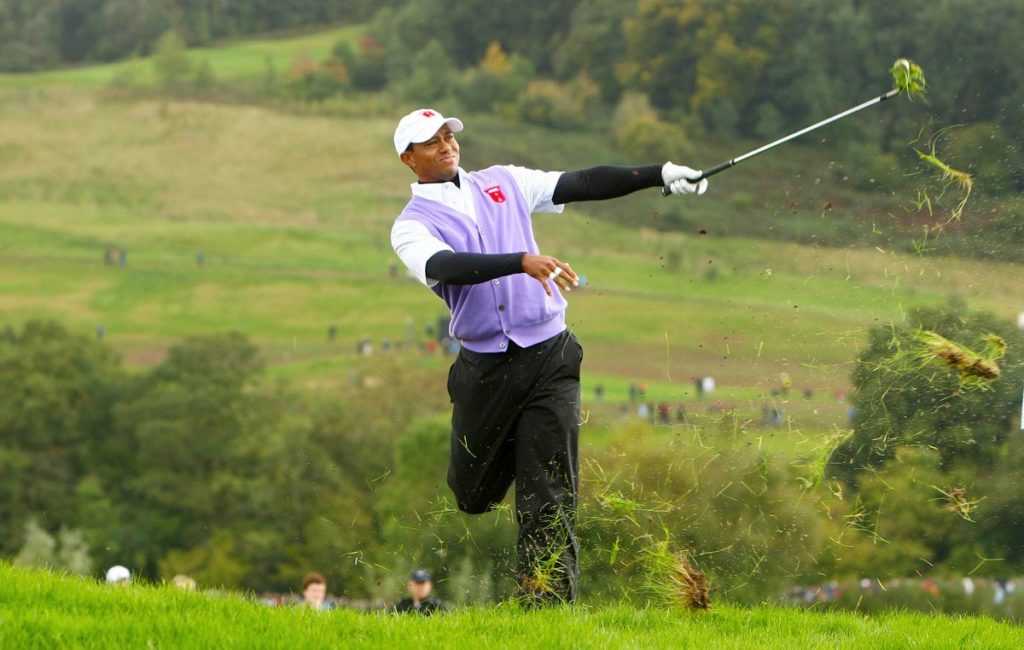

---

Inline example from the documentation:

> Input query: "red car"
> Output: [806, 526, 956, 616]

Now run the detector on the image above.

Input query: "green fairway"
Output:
[2, 564, 1021, 649]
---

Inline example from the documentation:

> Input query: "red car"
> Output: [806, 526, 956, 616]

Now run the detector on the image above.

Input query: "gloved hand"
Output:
[662, 162, 709, 196]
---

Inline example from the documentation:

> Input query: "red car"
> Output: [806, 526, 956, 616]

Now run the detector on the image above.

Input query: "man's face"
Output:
[400, 125, 460, 183]
[303, 582, 326, 606]
[408, 579, 432, 600]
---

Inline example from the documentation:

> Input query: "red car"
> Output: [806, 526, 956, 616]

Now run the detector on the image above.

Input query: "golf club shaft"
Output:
[662, 87, 900, 195]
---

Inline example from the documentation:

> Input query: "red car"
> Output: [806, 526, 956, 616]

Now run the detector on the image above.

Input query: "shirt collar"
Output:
[409, 168, 467, 201]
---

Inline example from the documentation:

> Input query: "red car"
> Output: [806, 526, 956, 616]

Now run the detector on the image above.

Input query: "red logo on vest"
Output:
[484, 185, 506, 203]
[421, 110, 436, 118]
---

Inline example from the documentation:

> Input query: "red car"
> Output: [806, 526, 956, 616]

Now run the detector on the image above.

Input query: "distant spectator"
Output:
[172, 574, 197, 591]
[594, 384, 604, 403]
[389, 262, 399, 279]
[96, 325, 105, 341]
[657, 402, 670, 424]
[962, 577, 975, 597]
[394, 569, 446, 615]
[637, 402, 650, 419]
[778, 372, 792, 395]
[327, 324, 337, 341]
[301, 572, 333, 610]
[994, 580, 1007, 605]
[118, 249, 127, 269]
[105, 565, 131, 585]
[405, 316, 416, 347]
[196, 251, 206, 267]
[700, 376, 715, 395]
[675, 402, 687, 422]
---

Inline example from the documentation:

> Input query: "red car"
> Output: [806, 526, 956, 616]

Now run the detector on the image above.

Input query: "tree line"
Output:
[276, 0, 1024, 196]
[0, 0, 389, 71]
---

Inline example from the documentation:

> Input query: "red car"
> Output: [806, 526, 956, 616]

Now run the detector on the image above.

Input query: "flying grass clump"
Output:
[871, 328, 1006, 392]
[891, 58, 927, 100]
[914, 129, 974, 222]
[796, 428, 854, 490]
[641, 540, 709, 611]
[888, 61, 973, 225]
[933, 485, 984, 522]
[915, 330, 1005, 385]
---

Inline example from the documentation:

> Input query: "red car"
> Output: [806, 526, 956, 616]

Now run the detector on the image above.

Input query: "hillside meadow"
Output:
[2, 84, 1023, 431]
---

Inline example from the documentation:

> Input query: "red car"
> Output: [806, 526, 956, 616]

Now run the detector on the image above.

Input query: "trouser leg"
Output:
[446, 346, 521, 514]
[514, 332, 583, 603]
[445, 331, 583, 603]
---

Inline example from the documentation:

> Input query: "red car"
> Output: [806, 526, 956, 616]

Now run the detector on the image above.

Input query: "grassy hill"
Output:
[1, 27, 1023, 434]
[2, 564, 1022, 649]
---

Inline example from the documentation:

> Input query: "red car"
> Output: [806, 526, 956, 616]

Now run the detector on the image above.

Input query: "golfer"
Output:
[391, 108, 707, 604]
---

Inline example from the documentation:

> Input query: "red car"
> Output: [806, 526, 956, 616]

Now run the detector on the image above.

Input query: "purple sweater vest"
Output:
[396, 165, 567, 353]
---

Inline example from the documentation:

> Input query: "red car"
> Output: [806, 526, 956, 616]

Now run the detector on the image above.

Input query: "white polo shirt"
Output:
[391, 165, 564, 287]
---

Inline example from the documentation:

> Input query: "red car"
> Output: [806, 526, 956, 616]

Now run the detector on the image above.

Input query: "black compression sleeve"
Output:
[551, 164, 663, 204]
[424, 250, 525, 285]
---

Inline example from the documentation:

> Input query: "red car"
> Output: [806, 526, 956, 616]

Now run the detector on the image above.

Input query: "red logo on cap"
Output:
[421, 110, 436, 118]
[484, 185, 506, 203]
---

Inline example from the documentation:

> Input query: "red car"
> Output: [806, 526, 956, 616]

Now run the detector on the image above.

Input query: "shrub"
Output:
[454, 43, 534, 113]
[151, 30, 192, 91]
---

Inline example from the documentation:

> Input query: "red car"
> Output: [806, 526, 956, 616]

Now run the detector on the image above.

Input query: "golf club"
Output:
[662, 62, 912, 195]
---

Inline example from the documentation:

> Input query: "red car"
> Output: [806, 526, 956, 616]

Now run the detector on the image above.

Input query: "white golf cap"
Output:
[393, 108, 464, 155]
[106, 565, 131, 583]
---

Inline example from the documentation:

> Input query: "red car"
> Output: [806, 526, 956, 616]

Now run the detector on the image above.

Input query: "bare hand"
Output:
[522, 254, 579, 296]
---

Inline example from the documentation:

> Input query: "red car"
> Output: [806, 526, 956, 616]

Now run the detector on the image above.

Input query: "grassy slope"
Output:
[1, 28, 1022, 431]
[2, 564, 1022, 649]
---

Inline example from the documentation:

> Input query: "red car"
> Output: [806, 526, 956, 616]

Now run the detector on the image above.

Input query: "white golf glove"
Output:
[662, 162, 708, 196]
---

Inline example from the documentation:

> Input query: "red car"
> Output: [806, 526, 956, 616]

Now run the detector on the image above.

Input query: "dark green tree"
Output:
[110, 332, 265, 575]
[831, 303, 1024, 482]
[0, 321, 122, 555]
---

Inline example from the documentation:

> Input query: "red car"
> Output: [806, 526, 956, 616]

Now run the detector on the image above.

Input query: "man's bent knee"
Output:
[455, 495, 501, 515]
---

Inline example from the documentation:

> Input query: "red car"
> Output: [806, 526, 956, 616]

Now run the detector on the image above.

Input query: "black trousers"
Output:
[446, 329, 582, 602]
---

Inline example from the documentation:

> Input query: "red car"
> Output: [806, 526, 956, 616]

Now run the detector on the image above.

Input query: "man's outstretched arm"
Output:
[552, 163, 707, 204]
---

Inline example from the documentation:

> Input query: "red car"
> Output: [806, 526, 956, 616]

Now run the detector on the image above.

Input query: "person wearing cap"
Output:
[391, 108, 707, 605]
[105, 565, 131, 585]
[394, 569, 446, 614]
